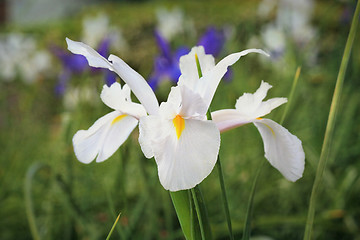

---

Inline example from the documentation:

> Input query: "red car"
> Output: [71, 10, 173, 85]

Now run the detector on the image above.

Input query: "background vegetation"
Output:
[0, 0, 359, 239]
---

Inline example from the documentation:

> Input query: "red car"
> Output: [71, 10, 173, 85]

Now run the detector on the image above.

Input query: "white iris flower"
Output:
[73, 82, 147, 163]
[66, 37, 268, 191]
[212, 81, 305, 181]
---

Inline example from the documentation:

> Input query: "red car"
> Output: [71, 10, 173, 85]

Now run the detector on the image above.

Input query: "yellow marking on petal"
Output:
[257, 118, 275, 137]
[173, 114, 185, 139]
[112, 114, 126, 125]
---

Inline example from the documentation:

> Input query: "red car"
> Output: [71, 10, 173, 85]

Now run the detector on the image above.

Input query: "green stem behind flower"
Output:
[304, 2, 360, 239]
[170, 190, 199, 240]
[216, 156, 234, 240]
[280, 66, 301, 125]
[24, 163, 47, 240]
[191, 186, 213, 240]
[242, 160, 265, 240]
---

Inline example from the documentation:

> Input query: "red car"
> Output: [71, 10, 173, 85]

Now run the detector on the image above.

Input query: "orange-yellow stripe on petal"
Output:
[257, 118, 275, 137]
[173, 114, 185, 139]
[112, 114, 126, 125]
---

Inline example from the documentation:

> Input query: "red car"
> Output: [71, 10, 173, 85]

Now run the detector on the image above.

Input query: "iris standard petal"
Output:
[153, 119, 220, 191]
[100, 83, 147, 119]
[73, 111, 138, 164]
[179, 85, 208, 120]
[178, 46, 215, 91]
[108, 54, 159, 115]
[201, 49, 269, 109]
[234, 80, 287, 118]
[253, 118, 305, 182]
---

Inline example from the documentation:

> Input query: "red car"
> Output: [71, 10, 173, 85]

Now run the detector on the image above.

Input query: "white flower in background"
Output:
[21, 50, 52, 83]
[276, 0, 316, 45]
[0, 33, 52, 83]
[156, 7, 194, 41]
[63, 85, 98, 111]
[82, 13, 127, 52]
[257, 0, 277, 18]
[255, 0, 317, 64]
[212, 81, 305, 181]
[73, 82, 147, 163]
[66, 37, 268, 191]
[261, 24, 286, 60]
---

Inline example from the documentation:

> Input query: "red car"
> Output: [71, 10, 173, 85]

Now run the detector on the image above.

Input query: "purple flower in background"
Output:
[198, 27, 233, 82]
[53, 38, 116, 95]
[148, 30, 189, 90]
[197, 27, 226, 57]
[149, 26, 232, 90]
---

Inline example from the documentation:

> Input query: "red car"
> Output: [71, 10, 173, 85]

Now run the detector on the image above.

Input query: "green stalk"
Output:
[242, 161, 265, 240]
[24, 163, 48, 240]
[191, 189, 206, 240]
[191, 186, 213, 240]
[280, 66, 301, 125]
[106, 213, 121, 240]
[304, 2, 360, 239]
[216, 155, 234, 240]
[188, 190, 197, 239]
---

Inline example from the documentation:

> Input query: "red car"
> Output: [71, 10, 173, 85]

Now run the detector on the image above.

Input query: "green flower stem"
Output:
[280, 66, 301, 125]
[24, 163, 48, 240]
[191, 188, 206, 240]
[216, 156, 234, 240]
[189, 190, 196, 239]
[304, 2, 360, 239]
[242, 160, 265, 240]
[191, 186, 213, 240]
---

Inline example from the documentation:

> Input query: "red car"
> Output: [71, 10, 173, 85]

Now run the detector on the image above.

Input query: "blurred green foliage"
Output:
[0, 0, 359, 239]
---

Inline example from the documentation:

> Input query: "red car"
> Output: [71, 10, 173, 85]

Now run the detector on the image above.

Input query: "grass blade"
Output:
[280, 66, 301, 125]
[242, 160, 265, 240]
[24, 163, 49, 240]
[303, 2, 360, 239]
[106, 213, 121, 240]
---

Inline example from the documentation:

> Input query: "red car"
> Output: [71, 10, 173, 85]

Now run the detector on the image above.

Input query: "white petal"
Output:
[235, 81, 287, 118]
[66, 38, 113, 70]
[211, 109, 253, 132]
[235, 80, 272, 110]
[108, 54, 159, 115]
[158, 85, 207, 121]
[158, 86, 182, 119]
[96, 115, 138, 162]
[178, 46, 215, 91]
[100, 83, 147, 119]
[73, 111, 138, 163]
[138, 115, 162, 159]
[201, 49, 269, 109]
[66, 38, 159, 115]
[153, 119, 220, 191]
[179, 85, 207, 119]
[253, 118, 305, 182]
